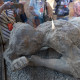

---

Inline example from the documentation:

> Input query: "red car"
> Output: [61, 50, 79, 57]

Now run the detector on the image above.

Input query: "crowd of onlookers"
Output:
[0, 0, 80, 45]
[1, 0, 80, 27]
[0, 0, 80, 29]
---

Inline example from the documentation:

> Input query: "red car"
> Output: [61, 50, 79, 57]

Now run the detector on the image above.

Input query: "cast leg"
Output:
[30, 55, 73, 75]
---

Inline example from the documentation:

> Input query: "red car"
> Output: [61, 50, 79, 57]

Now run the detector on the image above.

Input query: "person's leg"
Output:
[35, 16, 40, 27]
[31, 16, 38, 28]
[39, 17, 44, 23]
[33, 16, 44, 28]
[10, 55, 71, 73]
[33, 18, 37, 28]
[20, 13, 27, 22]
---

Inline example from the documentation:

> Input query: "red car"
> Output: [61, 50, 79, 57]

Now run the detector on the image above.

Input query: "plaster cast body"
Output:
[4, 18, 80, 78]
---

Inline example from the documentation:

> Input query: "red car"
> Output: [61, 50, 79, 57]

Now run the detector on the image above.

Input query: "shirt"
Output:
[29, 0, 44, 17]
[0, 9, 15, 42]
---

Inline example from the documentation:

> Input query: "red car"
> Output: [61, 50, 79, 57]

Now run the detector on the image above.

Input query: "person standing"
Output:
[55, 0, 71, 20]
[29, 0, 45, 28]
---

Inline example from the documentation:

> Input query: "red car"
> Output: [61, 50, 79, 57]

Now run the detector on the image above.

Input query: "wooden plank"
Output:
[0, 31, 7, 80]
[0, 47, 2, 80]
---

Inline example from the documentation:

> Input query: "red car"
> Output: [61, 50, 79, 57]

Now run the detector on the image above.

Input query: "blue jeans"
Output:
[34, 16, 44, 27]
[34, 16, 44, 23]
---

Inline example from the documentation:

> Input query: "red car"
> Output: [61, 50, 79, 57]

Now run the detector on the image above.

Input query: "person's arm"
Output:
[0, 5, 4, 14]
[29, 6, 38, 16]
[29, 0, 38, 16]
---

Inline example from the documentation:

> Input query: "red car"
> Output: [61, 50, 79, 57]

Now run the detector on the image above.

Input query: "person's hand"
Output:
[2, 1, 13, 10]
[19, 1, 26, 5]
[34, 13, 38, 16]
[29, 6, 38, 16]
[31, 11, 38, 16]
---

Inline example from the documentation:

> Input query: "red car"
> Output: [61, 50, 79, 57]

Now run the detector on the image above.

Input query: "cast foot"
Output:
[11, 56, 29, 71]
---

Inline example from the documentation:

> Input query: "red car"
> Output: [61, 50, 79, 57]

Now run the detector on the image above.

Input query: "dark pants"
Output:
[20, 13, 27, 22]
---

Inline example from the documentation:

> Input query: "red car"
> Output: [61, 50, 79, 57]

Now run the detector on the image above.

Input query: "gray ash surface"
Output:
[6, 48, 80, 80]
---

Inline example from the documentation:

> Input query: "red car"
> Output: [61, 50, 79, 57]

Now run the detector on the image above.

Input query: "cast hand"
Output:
[11, 56, 29, 71]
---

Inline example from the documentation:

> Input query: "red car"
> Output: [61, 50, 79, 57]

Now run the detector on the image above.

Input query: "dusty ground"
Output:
[5, 48, 80, 80]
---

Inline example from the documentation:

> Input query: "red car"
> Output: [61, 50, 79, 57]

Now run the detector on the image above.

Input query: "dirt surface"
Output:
[6, 48, 80, 80]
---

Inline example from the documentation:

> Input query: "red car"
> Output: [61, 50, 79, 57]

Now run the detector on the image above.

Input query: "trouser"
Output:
[34, 16, 44, 26]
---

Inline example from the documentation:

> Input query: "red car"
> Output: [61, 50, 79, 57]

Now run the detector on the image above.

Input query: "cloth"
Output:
[0, 9, 16, 42]
[29, 0, 45, 18]
[73, 1, 80, 17]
